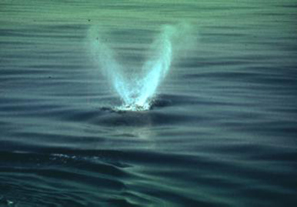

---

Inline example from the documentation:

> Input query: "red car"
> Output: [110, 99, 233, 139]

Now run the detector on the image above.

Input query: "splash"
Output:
[88, 24, 193, 111]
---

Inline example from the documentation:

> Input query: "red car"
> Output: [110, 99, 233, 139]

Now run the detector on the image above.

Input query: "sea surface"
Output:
[1, 1, 297, 206]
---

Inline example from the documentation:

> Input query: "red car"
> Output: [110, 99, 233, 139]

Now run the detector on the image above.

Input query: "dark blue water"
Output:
[1, 1, 297, 206]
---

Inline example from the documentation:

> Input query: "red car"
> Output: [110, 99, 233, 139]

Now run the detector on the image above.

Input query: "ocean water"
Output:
[1, 0, 297, 206]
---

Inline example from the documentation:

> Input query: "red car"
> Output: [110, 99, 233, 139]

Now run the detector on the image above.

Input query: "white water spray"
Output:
[88, 24, 193, 111]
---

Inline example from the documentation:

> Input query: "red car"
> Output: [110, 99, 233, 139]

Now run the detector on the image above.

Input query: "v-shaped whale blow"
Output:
[88, 24, 194, 111]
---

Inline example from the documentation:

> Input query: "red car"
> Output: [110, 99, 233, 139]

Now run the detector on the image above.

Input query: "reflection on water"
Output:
[1, 0, 297, 206]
